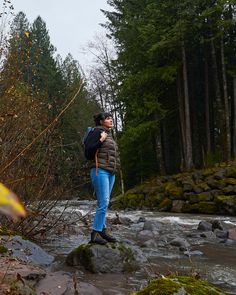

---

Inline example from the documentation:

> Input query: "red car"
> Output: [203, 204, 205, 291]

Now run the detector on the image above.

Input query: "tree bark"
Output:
[233, 77, 236, 157]
[181, 41, 193, 170]
[177, 73, 186, 171]
[204, 53, 211, 155]
[210, 37, 226, 160]
[220, 35, 231, 160]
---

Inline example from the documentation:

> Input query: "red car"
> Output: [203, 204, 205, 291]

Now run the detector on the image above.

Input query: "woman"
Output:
[85, 112, 120, 245]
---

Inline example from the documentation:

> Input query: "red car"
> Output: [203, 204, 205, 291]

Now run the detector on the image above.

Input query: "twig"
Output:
[0, 81, 84, 175]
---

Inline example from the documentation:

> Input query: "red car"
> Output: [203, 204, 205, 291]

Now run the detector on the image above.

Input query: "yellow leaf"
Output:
[0, 183, 26, 221]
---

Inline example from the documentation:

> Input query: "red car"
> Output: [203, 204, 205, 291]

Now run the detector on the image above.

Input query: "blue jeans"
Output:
[90, 168, 115, 232]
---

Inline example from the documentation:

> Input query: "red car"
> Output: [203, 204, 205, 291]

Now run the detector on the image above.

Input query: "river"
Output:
[41, 200, 236, 295]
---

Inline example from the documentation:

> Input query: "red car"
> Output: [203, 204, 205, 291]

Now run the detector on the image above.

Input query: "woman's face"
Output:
[101, 116, 113, 129]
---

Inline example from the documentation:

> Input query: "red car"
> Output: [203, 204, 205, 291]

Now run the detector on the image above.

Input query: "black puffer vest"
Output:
[92, 127, 120, 173]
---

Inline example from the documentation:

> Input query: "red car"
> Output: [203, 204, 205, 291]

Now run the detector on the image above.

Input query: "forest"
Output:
[1, 0, 236, 201]
[0, 1, 236, 294]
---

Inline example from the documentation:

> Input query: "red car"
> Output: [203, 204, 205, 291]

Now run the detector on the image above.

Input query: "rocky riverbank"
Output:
[111, 164, 236, 215]
[1, 211, 236, 294]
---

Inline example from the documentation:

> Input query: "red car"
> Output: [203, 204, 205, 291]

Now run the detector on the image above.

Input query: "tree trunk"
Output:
[233, 77, 236, 157]
[221, 35, 231, 160]
[181, 41, 193, 170]
[204, 54, 211, 155]
[210, 37, 226, 160]
[177, 73, 186, 171]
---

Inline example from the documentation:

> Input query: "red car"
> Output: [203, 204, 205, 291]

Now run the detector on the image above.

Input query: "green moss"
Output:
[182, 202, 217, 214]
[111, 192, 145, 209]
[223, 178, 236, 185]
[189, 193, 213, 204]
[216, 195, 236, 202]
[202, 168, 218, 177]
[164, 182, 183, 199]
[158, 198, 172, 211]
[117, 244, 137, 272]
[10, 281, 36, 295]
[225, 166, 236, 178]
[126, 194, 144, 208]
[142, 193, 165, 209]
[0, 226, 14, 236]
[133, 276, 228, 295]
[0, 245, 8, 254]
[197, 202, 217, 214]
[215, 195, 236, 215]
[197, 182, 210, 191]
[66, 244, 94, 270]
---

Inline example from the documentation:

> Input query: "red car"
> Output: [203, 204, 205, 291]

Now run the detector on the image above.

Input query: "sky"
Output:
[12, 0, 111, 69]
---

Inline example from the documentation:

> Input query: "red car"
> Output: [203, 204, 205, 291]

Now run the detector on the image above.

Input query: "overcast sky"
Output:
[12, 0, 111, 69]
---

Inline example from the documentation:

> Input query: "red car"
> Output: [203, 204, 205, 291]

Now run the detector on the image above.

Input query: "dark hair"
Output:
[93, 112, 112, 126]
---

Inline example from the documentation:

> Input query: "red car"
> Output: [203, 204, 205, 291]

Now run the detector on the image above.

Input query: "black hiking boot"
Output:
[100, 228, 117, 243]
[90, 231, 107, 245]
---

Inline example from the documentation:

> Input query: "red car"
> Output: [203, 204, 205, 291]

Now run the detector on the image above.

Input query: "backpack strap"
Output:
[95, 149, 99, 176]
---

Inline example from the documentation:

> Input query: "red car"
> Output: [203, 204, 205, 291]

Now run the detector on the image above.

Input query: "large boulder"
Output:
[66, 243, 138, 273]
[36, 271, 103, 295]
[132, 276, 228, 295]
[1, 235, 54, 267]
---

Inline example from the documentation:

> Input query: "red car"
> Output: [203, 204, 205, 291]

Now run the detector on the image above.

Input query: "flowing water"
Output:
[41, 200, 236, 294]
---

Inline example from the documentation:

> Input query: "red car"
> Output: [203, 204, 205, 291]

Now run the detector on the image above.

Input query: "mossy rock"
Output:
[110, 194, 127, 209]
[215, 195, 236, 215]
[142, 193, 165, 209]
[164, 182, 183, 199]
[0, 245, 8, 254]
[189, 192, 213, 204]
[182, 202, 217, 214]
[9, 281, 36, 295]
[223, 178, 236, 185]
[125, 193, 145, 209]
[66, 243, 138, 273]
[66, 244, 94, 270]
[225, 166, 236, 178]
[197, 182, 211, 191]
[222, 185, 236, 195]
[202, 167, 218, 177]
[132, 276, 228, 295]
[111, 193, 143, 209]
[206, 177, 226, 190]
[158, 198, 172, 211]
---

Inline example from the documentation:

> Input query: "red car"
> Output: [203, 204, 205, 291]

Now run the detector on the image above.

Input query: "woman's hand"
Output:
[100, 131, 108, 142]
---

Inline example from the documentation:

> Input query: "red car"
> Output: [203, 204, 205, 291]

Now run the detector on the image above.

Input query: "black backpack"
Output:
[82, 127, 95, 160]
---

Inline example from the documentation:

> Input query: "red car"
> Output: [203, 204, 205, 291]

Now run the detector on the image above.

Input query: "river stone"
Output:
[63, 282, 103, 295]
[0, 256, 46, 285]
[214, 229, 228, 240]
[212, 220, 224, 231]
[200, 231, 217, 240]
[169, 238, 190, 250]
[138, 216, 146, 223]
[142, 239, 157, 248]
[171, 200, 185, 213]
[184, 250, 204, 257]
[228, 227, 236, 240]
[197, 221, 212, 231]
[66, 243, 138, 273]
[143, 220, 155, 231]
[2, 235, 54, 267]
[206, 177, 226, 189]
[35, 271, 72, 295]
[214, 170, 225, 180]
[137, 230, 154, 240]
